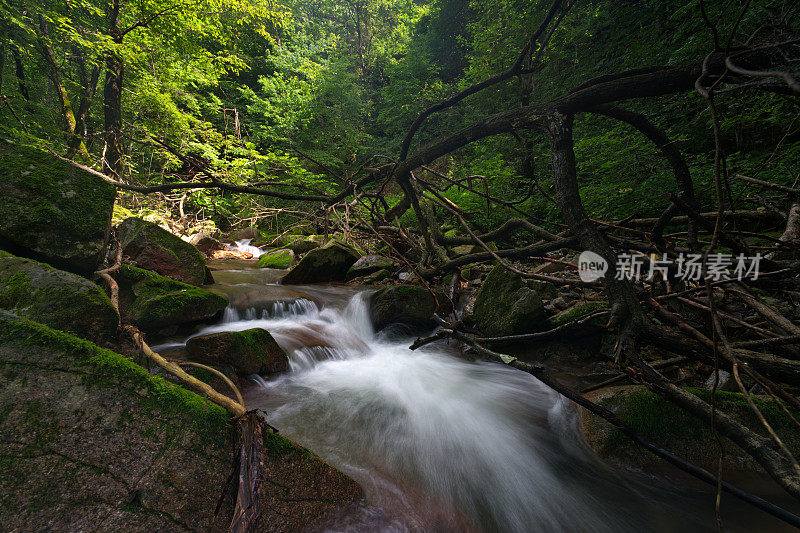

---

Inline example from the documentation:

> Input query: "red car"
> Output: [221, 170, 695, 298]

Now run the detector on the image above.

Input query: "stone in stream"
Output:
[0, 311, 363, 531]
[285, 237, 321, 255]
[0, 142, 116, 274]
[187, 230, 224, 254]
[0, 252, 119, 343]
[117, 217, 208, 286]
[346, 254, 394, 281]
[471, 265, 545, 337]
[186, 328, 289, 375]
[257, 248, 295, 269]
[580, 385, 800, 472]
[228, 227, 260, 241]
[118, 265, 227, 333]
[369, 285, 438, 333]
[281, 241, 360, 284]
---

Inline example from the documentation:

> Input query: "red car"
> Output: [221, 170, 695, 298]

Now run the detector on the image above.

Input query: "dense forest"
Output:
[1, 0, 800, 531]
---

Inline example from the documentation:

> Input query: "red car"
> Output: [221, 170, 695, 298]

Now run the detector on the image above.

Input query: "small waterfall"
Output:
[225, 238, 265, 258]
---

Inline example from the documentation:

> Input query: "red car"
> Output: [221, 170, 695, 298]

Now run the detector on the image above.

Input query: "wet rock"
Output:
[281, 242, 360, 284]
[257, 249, 295, 269]
[187, 231, 223, 254]
[369, 285, 437, 332]
[228, 227, 260, 240]
[0, 142, 116, 274]
[347, 254, 394, 280]
[211, 249, 254, 260]
[0, 312, 362, 531]
[0, 252, 118, 343]
[580, 385, 800, 472]
[186, 328, 289, 375]
[118, 217, 208, 286]
[472, 265, 545, 337]
[118, 265, 227, 332]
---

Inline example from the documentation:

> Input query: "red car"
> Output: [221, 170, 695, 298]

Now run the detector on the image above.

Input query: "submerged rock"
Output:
[281, 242, 360, 284]
[472, 265, 545, 337]
[369, 285, 437, 332]
[186, 328, 289, 375]
[0, 312, 362, 531]
[0, 142, 116, 274]
[0, 252, 118, 343]
[118, 217, 208, 286]
[118, 265, 227, 332]
[258, 249, 295, 269]
[347, 254, 394, 280]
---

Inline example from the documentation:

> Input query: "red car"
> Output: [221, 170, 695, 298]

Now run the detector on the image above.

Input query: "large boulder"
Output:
[286, 238, 321, 255]
[186, 328, 289, 375]
[229, 227, 260, 240]
[0, 142, 116, 274]
[257, 248, 295, 269]
[472, 265, 545, 337]
[118, 265, 227, 332]
[0, 252, 118, 343]
[347, 254, 394, 280]
[369, 285, 437, 332]
[0, 312, 362, 531]
[281, 242, 360, 284]
[187, 231, 223, 254]
[118, 217, 208, 286]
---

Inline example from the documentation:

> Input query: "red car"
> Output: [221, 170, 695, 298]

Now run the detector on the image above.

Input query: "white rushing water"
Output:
[225, 238, 266, 257]
[186, 289, 716, 532]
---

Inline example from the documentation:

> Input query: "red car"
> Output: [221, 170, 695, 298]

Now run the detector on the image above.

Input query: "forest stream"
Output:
[151, 261, 800, 533]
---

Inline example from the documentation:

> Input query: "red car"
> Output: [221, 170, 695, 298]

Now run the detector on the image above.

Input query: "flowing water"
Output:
[156, 266, 799, 532]
[225, 238, 266, 257]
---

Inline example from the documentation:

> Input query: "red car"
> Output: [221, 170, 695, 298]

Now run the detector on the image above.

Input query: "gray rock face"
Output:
[0, 142, 116, 274]
[281, 242, 360, 284]
[369, 285, 437, 332]
[118, 217, 208, 286]
[0, 312, 362, 531]
[186, 328, 289, 375]
[347, 254, 394, 280]
[472, 265, 545, 337]
[188, 231, 223, 254]
[0, 252, 118, 343]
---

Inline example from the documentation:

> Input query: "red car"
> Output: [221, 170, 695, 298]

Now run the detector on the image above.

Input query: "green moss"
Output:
[257, 249, 294, 269]
[473, 265, 545, 337]
[0, 314, 231, 443]
[602, 387, 800, 459]
[547, 301, 608, 327]
[263, 431, 314, 458]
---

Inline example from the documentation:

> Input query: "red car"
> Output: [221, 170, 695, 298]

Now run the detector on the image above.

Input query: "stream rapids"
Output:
[153, 264, 794, 532]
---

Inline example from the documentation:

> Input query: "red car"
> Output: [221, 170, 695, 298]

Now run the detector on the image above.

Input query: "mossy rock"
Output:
[186, 328, 289, 375]
[472, 265, 545, 337]
[369, 285, 437, 332]
[581, 386, 800, 472]
[346, 255, 394, 281]
[257, 249, 295, 269]
[280, 242, 360, 285]
[228, 227, 260, 240]
[117, 217, 207, 286]
[0, 312, 361, 531]
[0, 253, 118, 343]
[548, 301, 608, 327]
[286, 238, 320, 255]
[0, 142, 116, 274]
[118, 265, 227, 332]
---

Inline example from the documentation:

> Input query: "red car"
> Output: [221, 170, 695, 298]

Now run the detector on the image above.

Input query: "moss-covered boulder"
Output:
[118, 265, 227, 332]
[258, 248, 295, 269]
[228, 227, 260, 240]
[347, 254, 394, 280]
[472, 265, 545, 337]
[281, 242, 360, 284]
[186, 328, 289, 375]
[0, 142, 116, 274]
[0, 312, 362, 531]
[0, 253, 118, 343]
[548, 301, 608, 327]
[580, 386, 800, 472]
[369, 285, 437, 332]
[286, 237, 321, 255]
[117, 217, 207, 286]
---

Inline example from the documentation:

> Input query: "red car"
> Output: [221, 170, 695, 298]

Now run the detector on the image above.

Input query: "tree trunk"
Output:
[103, 0, 125, 177]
